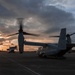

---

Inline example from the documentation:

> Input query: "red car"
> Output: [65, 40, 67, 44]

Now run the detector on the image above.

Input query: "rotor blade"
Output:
[23, 32, 39, 36]
[70, 33, 75, 36]
[49, 32, 75, 38]
[7, 33, 19, 36]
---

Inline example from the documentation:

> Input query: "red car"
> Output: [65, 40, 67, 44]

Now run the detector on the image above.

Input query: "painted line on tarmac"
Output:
[3, 56, 41, 75]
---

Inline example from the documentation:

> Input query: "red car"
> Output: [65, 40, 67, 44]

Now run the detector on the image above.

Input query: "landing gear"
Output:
[38, 53, 46, 58]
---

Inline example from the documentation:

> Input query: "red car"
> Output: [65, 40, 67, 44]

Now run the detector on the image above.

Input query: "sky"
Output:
[0, 0, 75, 50]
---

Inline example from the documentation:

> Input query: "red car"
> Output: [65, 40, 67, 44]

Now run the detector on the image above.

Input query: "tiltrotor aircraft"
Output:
[8, 18, 75, 58]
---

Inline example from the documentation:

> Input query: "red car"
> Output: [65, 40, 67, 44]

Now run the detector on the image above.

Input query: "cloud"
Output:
[0, 0, 16, 18]
[43, 0, 75, 15]
[0, 0, 75, 42]
[0, 0, 43, 18]
[0, 38, 5, 42]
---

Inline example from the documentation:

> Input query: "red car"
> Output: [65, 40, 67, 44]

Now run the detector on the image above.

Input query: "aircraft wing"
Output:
[24, 41, 47, 46]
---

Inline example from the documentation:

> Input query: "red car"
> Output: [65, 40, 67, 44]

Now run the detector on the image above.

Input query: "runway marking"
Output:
[2, 56, 41, 75]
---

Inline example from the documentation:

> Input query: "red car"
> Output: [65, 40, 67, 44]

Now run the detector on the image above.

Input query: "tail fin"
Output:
[58, 28, 66, 50]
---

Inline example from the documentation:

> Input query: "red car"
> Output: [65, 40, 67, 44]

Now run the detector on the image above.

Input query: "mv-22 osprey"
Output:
[8, 18, 75, 58]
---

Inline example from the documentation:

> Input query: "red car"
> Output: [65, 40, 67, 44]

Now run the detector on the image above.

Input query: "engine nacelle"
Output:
[18, 32, 24, 53]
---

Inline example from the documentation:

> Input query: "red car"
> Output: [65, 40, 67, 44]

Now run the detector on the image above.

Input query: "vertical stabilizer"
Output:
[58, 28, 66, 50]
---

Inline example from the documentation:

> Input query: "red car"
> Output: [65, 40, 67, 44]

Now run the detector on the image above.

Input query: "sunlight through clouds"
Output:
[0, 0, 75, 50]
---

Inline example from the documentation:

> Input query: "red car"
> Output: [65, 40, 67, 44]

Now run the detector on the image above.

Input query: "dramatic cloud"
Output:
[0, 0, 75, 43]
[44, 0, 75, 16]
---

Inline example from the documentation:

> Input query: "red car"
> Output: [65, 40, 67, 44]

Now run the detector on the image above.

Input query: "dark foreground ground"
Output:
[0, 51, 75, 75]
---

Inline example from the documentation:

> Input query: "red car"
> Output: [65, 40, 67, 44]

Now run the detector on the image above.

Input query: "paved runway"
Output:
[0, 51, 75, 75]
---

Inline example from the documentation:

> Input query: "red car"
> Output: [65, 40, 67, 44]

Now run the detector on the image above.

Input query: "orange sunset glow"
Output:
[0, 36, 57, 51]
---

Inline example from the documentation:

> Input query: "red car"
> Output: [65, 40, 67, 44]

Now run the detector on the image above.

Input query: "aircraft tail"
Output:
[57, 28, 66, 50]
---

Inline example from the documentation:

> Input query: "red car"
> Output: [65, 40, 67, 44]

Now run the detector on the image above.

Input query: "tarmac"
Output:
[0, 51, 75, 75]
